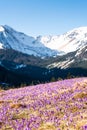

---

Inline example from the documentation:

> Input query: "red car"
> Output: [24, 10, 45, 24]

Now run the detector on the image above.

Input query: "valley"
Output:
[0, 26, 87, 87]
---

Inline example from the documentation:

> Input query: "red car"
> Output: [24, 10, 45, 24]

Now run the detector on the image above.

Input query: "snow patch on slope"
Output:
[15, 64, 26, 69]
[0, 43, 3, 49]
[47, 59, 75, 69]
[0, 26, 4, 32]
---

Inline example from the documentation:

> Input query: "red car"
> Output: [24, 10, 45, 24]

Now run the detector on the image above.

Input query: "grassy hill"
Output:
[0, 78, 87, 130]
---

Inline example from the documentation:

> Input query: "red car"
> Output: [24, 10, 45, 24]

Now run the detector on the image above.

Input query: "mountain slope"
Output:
[0, 25, 58, 57]
[0, 25, 87, 86]
[0, 78, 87, 129]
[47, 44, 87, 69]
[0, 49, 87, 87]
[38, 27, 87, 53]
[0, 25, 87, 57]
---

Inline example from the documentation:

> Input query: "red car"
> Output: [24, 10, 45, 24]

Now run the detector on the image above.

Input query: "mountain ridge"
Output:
[38, 26, 87, 54]
[0, 25, 87, 57]
[0, 25, 87, 86]
[0, 25, 58, 57]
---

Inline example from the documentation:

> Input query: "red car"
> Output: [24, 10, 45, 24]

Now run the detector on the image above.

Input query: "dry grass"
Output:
[74, 92, 87, 99]
[10, 103, 26, 109]
[38, 122, 56, 130]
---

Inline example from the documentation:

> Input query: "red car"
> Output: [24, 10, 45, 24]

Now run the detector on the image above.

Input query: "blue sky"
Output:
[0, 0, 87, 36]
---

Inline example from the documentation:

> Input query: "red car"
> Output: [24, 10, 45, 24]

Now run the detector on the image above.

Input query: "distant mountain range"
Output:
[0, 25, 87, 87]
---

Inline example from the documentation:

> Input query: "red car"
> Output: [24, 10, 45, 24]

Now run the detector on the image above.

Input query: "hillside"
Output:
[0, 78, 87, 130]
[0, 25, 87, 57]
[0, 25, 87, 86]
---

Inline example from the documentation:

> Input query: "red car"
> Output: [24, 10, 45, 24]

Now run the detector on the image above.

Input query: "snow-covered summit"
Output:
[0, 25, 87, 57]
[0, 25, 58, 57]
[38, 26, 87, 54]
[69, 26, 87, 33]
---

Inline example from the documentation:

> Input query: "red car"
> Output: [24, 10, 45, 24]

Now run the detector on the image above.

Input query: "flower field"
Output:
[0, 78, 87, 130]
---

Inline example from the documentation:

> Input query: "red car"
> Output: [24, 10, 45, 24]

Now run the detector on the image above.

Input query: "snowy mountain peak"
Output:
[71, 26, 87, 32]
[0, 25, 58, 57]
[38, 26, 87, 54]
[66, 26, 87, 37]
[0, 25, 87, 57]
[0, 25, 4, 32]
[4, 25, 19, 33]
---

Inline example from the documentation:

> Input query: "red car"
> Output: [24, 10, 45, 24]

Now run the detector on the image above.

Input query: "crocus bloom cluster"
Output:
[0, 77, 87, 130]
